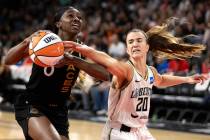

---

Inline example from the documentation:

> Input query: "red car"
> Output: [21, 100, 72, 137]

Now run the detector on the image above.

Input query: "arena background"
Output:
[0, 0, 210, 139]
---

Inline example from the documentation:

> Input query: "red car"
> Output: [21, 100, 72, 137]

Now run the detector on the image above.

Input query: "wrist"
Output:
[23, 38, 30, 45]
[185, 76, 191, 84]
[81, 45, 93, 56]
[19, 40, 30, 56]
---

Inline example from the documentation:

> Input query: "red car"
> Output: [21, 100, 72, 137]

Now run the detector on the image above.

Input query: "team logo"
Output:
[44, 35, 57, 43]
[150, 77, 154, 84]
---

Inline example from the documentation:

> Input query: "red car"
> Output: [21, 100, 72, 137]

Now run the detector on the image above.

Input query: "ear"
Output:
[146, 44, 149, 52]
[126, 46, 129, 54]
[126, 45, 132, 56]
[55, 21, 61, 28]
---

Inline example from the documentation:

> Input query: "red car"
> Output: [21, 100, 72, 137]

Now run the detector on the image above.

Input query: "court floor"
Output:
[0, 111, 210, 140]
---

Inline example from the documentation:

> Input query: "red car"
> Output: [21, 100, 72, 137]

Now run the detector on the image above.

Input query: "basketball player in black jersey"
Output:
[4, 6, 109, 140]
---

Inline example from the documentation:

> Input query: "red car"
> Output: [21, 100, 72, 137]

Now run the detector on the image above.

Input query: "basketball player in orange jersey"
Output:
[63, 18, 207, 140]
[4, 6, 109, 140]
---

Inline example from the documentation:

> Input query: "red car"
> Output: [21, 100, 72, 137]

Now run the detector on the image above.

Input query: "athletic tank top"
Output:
[26, 51, 82, 106]
[108, 61, 154, 128]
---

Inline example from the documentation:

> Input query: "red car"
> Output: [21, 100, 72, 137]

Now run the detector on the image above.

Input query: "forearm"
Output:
[76, 46, 123, 76]
[79, 47, 112, 68]
[158, 75, 189, 87]
[4, 40, 29, 65]
[64, 54, 110, 81]
[64, 42, 127, 78]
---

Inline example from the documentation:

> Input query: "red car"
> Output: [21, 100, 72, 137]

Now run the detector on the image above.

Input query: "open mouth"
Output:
[133, 49, 141, 53]
[71, 22, 80, 28]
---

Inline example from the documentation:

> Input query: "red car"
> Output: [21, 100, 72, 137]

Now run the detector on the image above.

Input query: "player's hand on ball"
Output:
[63, 41, 81, 51]
[63, 41, 90, 53]
[29, 30, 64, 67]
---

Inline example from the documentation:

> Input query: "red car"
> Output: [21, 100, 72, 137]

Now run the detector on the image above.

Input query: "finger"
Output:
[63, 41, 76, 47]
[203, 75, 208, 80]
[64, 48, 73, 52]
[64, 52, 74, 59]
[195, 79, 202, 84]
[63, 43, 75, 49]
[63, 41, 76, 45]
[200, 78, 204, 85]
[198, 75, 207, 81]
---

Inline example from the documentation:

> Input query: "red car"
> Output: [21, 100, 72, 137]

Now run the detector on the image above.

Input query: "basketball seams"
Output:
[29, 31, 48, 56]
[38, 55, 63, 66]
[31, 31, 48, 49]
[34, 33, 62, 52]
[35, 55, 62, 57]
[29, 31, 64, 67]
[34, 42, 64, 57]
[34, 56, 48, 67]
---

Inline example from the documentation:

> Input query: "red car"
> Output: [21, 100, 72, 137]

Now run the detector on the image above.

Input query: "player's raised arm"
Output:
[4, 30, 46, 65]
[4, 37, 30, 65]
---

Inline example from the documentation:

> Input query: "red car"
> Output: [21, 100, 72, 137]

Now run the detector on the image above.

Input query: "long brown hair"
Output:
[127, 18, 205, 59]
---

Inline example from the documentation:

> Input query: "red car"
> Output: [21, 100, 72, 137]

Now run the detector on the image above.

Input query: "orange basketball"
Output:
[29, 31, 64, 67]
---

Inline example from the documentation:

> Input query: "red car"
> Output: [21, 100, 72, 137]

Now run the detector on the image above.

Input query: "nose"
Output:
[133, 41, 139, 47]
[73, 16, 80, 22]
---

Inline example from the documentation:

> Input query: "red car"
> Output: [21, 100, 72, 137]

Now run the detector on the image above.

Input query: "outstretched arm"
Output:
[63, 41, 133, 89]
[63, 41, 130, 80]
[151, 67, 207, 88]
[63, 52, 110, 81]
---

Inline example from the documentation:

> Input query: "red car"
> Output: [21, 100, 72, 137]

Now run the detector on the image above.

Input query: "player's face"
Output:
[126, 31, 149, 59]
[59, 8, 83, 34]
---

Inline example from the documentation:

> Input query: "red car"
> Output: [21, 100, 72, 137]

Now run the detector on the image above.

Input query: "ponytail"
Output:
[146, 18, 205, 59]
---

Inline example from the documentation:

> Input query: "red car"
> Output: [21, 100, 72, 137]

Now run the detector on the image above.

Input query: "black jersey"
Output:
[26, 52, 81, 106]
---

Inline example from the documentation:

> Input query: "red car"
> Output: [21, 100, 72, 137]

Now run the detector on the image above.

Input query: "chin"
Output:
[132, 54, 143, 59]
[68, 30, 80, 36]
[71, 27, 80, 33]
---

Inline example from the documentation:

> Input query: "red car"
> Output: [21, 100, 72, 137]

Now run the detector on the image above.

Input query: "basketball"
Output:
[29, 31, 64, 67]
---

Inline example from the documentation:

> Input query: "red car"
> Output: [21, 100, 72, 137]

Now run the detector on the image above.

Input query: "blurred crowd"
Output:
[0, 0, 210, 116]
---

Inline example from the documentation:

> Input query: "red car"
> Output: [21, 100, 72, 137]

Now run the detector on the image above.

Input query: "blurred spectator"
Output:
[176, 59, 190, 76]
[89, 80, 110, 116]
[188, 63, 200, 76]
[108, 33, 126, 59]
[154, 57, 169, 74]
[168, 59, 179, 74]
[201, 56, 210, 74]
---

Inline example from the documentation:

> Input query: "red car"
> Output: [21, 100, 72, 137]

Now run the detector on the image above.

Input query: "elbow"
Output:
[4, 55, 17, 65]
[97, 72, 110, 81]
[3, 57, 12, 65]
[101, 73, 110, 81]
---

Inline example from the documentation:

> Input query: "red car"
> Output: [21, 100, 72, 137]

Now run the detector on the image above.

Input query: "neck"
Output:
[58, 30, 77, 41]
[130, 57, 147, 78]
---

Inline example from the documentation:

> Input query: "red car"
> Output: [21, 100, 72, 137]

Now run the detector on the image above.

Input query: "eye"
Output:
[77, 16, 82, 20]
[137, 38, 143, 42]
[67, 14, 74, 18]
[128, 39, 133, 44]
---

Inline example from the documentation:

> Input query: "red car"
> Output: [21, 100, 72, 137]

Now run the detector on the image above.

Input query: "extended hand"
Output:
[63, 41, 81, 51]
[188, 74, 208, 84]
[63, 41, 90, 53]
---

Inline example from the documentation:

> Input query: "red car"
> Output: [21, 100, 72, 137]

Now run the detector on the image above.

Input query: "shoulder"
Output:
[148, 66, 162, 86]
[148, 66, 158, 74]
[112, 61, 133, 89]
[148, 66, 157, 73]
